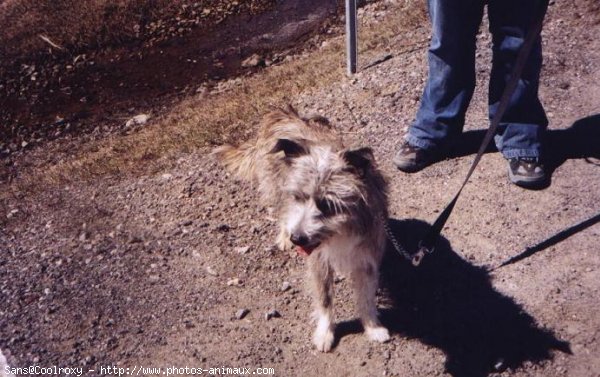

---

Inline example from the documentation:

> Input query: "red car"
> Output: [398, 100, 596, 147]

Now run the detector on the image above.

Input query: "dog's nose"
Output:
[290, 233, 309, 246]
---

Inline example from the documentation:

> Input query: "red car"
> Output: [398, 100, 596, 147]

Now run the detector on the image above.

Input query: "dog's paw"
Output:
[365, 326, 390, 343]
[275, 229, 293, 251]
[278, 238, 293, 251]
[275, 237, 293, 251]
[313, 328, 335, 352]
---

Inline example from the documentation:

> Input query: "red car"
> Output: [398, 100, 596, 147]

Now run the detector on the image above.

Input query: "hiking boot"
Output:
[393, 141, 437, 173]
[508, 157, 547, 187]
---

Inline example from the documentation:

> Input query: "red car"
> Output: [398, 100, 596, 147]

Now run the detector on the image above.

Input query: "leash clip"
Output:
[412, 241, 435, 267]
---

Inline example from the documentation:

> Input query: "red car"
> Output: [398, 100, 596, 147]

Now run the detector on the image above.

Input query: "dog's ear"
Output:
[343, 147, 374, 177]
[269, 139, 307, 158]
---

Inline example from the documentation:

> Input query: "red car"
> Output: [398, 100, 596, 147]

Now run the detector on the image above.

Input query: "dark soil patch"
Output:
[0, 0, 338, 153]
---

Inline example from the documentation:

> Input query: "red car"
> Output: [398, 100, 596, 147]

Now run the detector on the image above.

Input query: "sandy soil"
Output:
[1, 1, 599, 377]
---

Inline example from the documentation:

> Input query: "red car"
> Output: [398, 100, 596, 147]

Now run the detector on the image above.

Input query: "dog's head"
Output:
[271, 139, 386, 255]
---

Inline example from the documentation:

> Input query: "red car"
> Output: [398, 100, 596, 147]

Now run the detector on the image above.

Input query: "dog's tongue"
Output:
[297, 245, 316, 257]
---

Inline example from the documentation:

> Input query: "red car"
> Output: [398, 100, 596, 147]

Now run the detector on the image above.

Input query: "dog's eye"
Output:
[316, 198, 336, 216]
[293, 193, 307, 202]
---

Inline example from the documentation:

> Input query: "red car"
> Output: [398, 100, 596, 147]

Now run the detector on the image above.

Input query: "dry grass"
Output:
[5, 0, 427, 194]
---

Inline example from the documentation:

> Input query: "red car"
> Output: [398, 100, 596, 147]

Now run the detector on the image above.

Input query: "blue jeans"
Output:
[406, 0, 548, 159]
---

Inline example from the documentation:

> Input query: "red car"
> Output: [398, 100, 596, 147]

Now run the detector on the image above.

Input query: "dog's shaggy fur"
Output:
[213, 107, 390, 351]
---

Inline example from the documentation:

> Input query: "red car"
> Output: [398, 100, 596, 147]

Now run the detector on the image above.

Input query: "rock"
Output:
[205, 266, 218, 276]
[125, 114, 150, 128]
[235, 309, 249, 320]
[6, 209, 19, 219]
[265, 309, 281, 320]
[129, 236, 143, 244]
[493, 358, 506, 372]
[182, 318, 195, 329]
[216, 224, 230, 232]
[241, 54, 263, 68]
[235, 246, 250, 254]
[281, 281, 291, 292]
[227, 278, 243, 287]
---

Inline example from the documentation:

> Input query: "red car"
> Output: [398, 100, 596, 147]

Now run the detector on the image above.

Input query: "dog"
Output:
[213, 107, 390, 351]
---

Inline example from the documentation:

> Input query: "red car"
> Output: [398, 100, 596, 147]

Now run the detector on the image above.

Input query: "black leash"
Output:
[412, 0, 550, 266]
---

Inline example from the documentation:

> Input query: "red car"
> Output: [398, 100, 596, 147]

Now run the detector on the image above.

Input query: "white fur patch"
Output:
[321, 233, 371, 276]
[365, 326, 391, 343]
[284, 201, 322, 240]
[312, 312, 335, 352]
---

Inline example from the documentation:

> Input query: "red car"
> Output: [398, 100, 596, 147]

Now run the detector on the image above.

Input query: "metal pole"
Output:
[345, 0, 357, 75]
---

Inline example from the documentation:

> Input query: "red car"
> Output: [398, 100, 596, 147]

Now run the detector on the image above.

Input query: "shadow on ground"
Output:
[493, 211, 600, 270]
[373, 219, 571, 377]
[545, 114, 600, 170]
[450, 113, 600, 167]
[441, 113, 600, 190]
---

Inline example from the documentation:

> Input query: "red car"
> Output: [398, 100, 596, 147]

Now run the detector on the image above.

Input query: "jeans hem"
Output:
[501, 149, 541, 159]
[405, 133, 438, 151]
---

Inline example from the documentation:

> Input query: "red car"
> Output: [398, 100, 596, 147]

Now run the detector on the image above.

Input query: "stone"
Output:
[265, 309, 281, 320]
[235, 246, 250, 254]
[241, 54, 263, 68]
[125, 114, 150, 128]
[281, 281, 291, 292]
[235, 309, 249, 320]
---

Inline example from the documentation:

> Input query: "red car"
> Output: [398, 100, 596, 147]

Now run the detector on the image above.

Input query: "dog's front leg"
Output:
[275, 222, 293, 251]
[308, 254, 335, 352]
[350, 261, 390, 343]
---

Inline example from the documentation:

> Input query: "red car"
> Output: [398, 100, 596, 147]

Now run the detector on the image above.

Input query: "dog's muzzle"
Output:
[290, 233, 320, 256]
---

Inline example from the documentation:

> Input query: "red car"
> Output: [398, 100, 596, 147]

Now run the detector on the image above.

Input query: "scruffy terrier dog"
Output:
[213, 107, 390, 351]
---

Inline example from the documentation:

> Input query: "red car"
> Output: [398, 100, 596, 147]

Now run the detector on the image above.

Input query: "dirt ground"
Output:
[1, 1, 600, 377]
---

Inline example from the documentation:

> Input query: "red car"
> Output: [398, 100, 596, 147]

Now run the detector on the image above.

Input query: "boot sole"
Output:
[508, 166, 547, 188]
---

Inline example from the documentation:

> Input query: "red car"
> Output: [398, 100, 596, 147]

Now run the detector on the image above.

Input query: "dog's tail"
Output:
[212, 142, 259, 181]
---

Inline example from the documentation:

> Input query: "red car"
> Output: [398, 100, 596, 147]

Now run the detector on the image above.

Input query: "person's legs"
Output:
[405, 0, 485, 151]
[395, 0, 485, 172]
[488, 0, 548, 187]
[488, 0, 548, 159]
